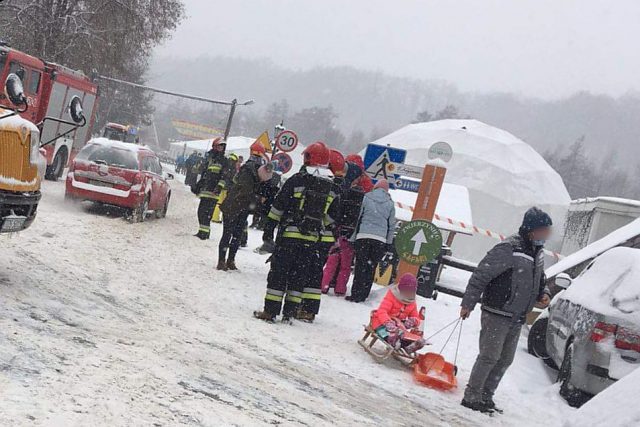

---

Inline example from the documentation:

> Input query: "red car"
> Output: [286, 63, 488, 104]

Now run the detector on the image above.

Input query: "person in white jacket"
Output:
[346, 179, 396, 303]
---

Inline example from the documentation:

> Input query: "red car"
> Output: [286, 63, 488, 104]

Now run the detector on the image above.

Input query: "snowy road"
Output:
[0, 175, 575, 426]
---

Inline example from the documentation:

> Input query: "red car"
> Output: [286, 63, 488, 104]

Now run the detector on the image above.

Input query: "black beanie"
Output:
[519, 207, 552, 236]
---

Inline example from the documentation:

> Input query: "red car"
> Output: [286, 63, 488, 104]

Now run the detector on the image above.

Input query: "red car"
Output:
[65, 138, 172, 221]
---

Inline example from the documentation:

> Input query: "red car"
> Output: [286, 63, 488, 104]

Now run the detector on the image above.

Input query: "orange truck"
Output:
[0, 70, 85, 233]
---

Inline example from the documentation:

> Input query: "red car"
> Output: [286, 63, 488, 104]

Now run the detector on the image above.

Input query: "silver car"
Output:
[528, 247, 640, 407]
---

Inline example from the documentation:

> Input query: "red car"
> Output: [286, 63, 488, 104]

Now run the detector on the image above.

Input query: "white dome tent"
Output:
[371, 119, 571, 261]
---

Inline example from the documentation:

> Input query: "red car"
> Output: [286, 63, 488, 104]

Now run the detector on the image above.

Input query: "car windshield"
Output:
[76, 144, 139, 170]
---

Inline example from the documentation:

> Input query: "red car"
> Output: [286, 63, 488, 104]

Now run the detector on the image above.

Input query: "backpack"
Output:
[340, 187, 365, 231]
[296, 174, 333, 235]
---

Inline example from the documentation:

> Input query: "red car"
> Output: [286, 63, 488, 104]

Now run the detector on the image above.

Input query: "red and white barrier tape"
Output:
[395, 201, 563, 260]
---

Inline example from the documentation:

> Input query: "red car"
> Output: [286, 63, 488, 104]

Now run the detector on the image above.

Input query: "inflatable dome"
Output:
[371, 119, 570, 261]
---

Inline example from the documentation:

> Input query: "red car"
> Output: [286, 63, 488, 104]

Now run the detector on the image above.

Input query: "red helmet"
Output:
[211, 137, 225, 149]
[250, 141, 267, 156]
[302, 141, 331, 167]
[329, 149, 346, 176]
[345, 154, 364, 170]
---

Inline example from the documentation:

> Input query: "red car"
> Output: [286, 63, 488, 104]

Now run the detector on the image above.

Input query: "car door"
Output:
[153, 157, 169, 203]
[143, 155, 164, 210]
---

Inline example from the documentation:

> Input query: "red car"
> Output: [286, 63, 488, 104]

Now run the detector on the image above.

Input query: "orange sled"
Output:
[413, 352, 458, 391]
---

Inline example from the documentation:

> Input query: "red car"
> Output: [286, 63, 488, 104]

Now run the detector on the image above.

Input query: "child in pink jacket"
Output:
[371, 273, 426, 352]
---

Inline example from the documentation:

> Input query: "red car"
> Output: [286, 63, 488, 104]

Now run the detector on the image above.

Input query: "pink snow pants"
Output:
[321, 237, 354, 295]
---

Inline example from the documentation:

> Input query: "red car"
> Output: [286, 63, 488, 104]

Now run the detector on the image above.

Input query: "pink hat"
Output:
[398, 273, 417, 293]
[374, 179, 389, 192]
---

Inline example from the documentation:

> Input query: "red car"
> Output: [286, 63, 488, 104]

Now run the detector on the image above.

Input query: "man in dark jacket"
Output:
[195, 138, 234, 240]
[460, 207, 553, 414]
[217, 150, 272, 271]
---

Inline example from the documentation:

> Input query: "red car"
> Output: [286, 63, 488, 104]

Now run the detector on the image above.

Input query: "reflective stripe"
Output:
[293, 186, 305, 193]
[285, 295, 302, 303]
[513, 252, 534, 262]
[268, 211, 282, 221]
[270, 207, 284, 217]
[303, 288, 322, 294]
[282, 231, 319, 242]
[208, 165, 222, 172]
[267, 289, 285, 296]
[302, 293, 322, 300]
[320, 235, 335, 243]
[199, 191, 218, 199]
[199, 226, 210, 232]
[265, 294, 283, 302]
[293, 192, 303, 199]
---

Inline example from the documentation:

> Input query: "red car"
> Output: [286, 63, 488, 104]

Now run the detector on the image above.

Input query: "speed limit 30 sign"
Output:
[275, 130, 299, 152]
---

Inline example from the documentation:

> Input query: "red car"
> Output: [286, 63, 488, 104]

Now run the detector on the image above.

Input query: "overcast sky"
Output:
[156, 0, 640, 99]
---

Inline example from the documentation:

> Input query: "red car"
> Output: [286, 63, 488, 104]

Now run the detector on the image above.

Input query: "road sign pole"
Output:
[395, 161, 448, 281]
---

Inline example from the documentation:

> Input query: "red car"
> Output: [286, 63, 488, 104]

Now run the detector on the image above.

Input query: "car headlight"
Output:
[29, 128, 40, 166]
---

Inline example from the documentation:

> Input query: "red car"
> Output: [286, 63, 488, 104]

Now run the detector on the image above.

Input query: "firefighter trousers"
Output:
[218, 210, 250, 262]
[300, 242, 332, 315]
[197, 197, 218, 237]
[263, 239, 316, 318]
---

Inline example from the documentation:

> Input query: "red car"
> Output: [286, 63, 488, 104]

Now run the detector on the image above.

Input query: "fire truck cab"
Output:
[103, 122, 139, 144]
[0, 42, 98, 181]
[0, 71, 86, 233]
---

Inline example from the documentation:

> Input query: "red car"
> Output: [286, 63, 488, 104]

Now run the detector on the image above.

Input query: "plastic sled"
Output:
[413, 352, 458, 391]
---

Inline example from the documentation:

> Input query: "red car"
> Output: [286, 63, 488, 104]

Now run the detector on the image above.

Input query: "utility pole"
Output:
[94, 73, 254, 141]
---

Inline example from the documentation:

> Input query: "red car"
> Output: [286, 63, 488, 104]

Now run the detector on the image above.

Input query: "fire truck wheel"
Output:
[45, 148, 68, 181]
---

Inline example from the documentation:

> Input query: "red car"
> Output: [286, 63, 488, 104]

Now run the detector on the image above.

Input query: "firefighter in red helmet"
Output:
[253, 141, 341, 323]
[194, 137, 235, 240]
[292, 149, 347, 322]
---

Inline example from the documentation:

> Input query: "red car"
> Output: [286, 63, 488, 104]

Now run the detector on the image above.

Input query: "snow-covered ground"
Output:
[0, 171, 577, 426]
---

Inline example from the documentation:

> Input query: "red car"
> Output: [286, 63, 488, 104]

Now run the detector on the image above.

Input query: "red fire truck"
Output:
[0, 42, 98, 180]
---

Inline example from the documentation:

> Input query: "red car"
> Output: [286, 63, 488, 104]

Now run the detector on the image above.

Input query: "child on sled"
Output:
[371, 273, 426, 353]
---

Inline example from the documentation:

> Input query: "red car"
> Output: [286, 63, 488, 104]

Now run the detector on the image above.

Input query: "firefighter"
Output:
[296, 149, 345, 322]
[253, 141, 340, 323]
[218, 144, 272, 271]
[194, 138, 233, 240]
[212, 152, 240, 223]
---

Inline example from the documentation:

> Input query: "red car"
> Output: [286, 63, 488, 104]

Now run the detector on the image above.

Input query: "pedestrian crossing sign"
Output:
[363, 144, 407, 188]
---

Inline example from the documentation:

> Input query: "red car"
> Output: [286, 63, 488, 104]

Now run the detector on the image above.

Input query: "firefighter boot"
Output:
[226, 260, 238, 271]
[296, 310, 316, 323]
[253, 310, 276, 323]
[216, 259, 228, 271]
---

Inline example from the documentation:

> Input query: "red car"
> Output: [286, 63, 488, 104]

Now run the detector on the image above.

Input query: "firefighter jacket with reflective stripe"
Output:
[197, 150, 234, 199]
[267, 167, 340, 244]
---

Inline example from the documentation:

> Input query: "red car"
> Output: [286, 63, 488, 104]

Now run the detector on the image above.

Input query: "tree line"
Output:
[0, 0, 184, 130]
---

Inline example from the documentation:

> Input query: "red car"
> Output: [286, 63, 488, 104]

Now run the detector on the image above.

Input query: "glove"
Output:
[404, 317, 419, 329]
[384, 320, 398, 333]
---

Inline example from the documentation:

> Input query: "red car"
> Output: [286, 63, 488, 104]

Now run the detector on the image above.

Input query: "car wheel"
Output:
[45, 149, 67, 181]
[156, 193, 170, 219]
[557, 343, 591, 407]
[132, 196, 149, 223]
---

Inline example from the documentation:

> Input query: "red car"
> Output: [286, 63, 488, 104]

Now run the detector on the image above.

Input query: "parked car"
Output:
[65, 138, 172, 221]
[528, 247, 640, 407]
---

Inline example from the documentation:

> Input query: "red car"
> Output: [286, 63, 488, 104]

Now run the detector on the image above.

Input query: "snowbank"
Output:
[370, 119, 570, 261]
[560, 247, 640, 324]
[565, 366, 640, 427]
[546, 217, 640, 278]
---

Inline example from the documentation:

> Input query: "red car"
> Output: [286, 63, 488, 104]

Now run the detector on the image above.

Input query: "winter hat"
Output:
[374, 179, 390, 192]
[519, 207, 552, 235]
[398, 273, 418, 293]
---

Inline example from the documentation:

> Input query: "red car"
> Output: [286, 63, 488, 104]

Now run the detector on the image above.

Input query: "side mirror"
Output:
[68, 96, 85, 124]
[5, 73, 27, 107]
[419, 306, 426, 321]
[555, 273, 572, 289]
